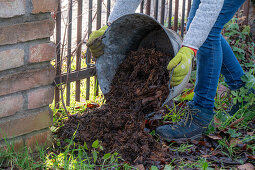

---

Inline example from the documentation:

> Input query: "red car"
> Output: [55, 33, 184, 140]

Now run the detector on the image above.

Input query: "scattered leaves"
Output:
[238, 163, 254, 170]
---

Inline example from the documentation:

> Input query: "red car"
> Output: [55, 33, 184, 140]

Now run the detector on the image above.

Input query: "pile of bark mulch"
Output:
[56, 49, 171, 165]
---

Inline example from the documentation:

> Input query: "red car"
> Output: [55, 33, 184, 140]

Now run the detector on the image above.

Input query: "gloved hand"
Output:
[86, 25, 108, 58]
[167, 47, 195, 86]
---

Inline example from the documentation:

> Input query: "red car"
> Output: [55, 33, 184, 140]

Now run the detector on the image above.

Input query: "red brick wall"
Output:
[0, 0, 57, 149]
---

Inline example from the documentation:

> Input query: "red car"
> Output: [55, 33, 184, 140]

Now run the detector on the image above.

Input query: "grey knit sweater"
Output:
[108, 0, 224, 50]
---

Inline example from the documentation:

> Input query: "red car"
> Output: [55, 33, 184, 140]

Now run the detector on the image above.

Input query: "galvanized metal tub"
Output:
[96, 13, 191, 99]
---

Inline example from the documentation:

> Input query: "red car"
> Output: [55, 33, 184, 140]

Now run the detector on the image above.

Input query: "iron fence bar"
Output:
[167, 0, 172, 29]
[54, 68, 96, 85]
[75, 0, 83, 102]
[154, 0, 159, 20]
[95, 0, 102, 97]
[86, 0, 93, 100]
[173, 0, 179, 32]
[96, 0, 102, 39]
[160, 0, 166, 24]
[55, 0, 62, 108]
[107, 0, 111, 20]
[146, 0, 151, 15]
[66, 0, 73, 106]
[187, 0, 191, 21]
[140, 0, 144, 13]
[181, 0, 185, 37]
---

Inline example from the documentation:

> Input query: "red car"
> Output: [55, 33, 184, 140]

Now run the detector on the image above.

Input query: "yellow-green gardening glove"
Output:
[86, 25, 108, 58]
[167, 47, 195, 86]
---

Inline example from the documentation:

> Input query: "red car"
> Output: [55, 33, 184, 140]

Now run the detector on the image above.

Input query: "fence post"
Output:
[187, 0, 191, 20]
[168, 0, 172, 29]
[95, 0, 102, 97]
[107, 0, 111, 20]
[154, 0, 159, 20]
[181, 0, 186, 37]
[76, 0, 83, 102]
[146, 0, 151, 15]
[86, 0, 93, 100]
[160, 0, 166, 24]
[55, 0, 61, 108]
[66, 0, 73, 106]
[173, 0, 179, 32]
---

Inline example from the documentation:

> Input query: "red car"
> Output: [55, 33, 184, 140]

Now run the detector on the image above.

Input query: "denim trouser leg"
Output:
[220, 37, 245, 90]
[186, 0, 245, 109]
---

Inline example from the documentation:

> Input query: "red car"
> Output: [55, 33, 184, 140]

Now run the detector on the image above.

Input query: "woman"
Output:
[87, 0, 248, 141]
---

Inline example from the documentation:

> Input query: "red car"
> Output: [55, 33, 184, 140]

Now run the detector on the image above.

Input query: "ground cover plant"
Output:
[0, 19, 254, 169]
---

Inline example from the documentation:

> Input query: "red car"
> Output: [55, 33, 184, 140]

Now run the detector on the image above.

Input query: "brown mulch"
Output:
[56, 49, 171, 165]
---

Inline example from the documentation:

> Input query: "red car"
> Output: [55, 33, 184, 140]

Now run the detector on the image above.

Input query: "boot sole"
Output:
[164, 133, 203, 142]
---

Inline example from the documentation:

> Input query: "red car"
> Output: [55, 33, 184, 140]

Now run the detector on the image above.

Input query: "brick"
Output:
[0, 48, 24, 71]
[29, 43, 56, 63]
[0, 19, 55, 46]
[28, 86, 54, 109]
[32, 0, 58, 14]
[0, 65, 55, 96]
[0, 94, 23, 118]
[0, 137, 24, 152]
[0, 108, 53, 140]
[25, 130, 52, 150]
[0, 0, 26, 18]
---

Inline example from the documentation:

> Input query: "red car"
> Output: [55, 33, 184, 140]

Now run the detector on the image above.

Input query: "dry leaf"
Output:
[238, 163, 254, 170]
[135, 164, 145, 170]
[202, 155, 211, 158]
[229, 118, 244, 128]
[238, 16, 247, 22]
[214, 116, 221, 128]
[87, 103, 100, 108]
[212, 150, 224, 156]
[247, 131, 254, 136]
[230, 138, 242, 147]
[247, 155, 255, 160]
[208, 134, 222, 140]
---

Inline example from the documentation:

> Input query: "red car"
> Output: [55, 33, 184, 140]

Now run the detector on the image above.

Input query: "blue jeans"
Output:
[187, 0, 245, 109]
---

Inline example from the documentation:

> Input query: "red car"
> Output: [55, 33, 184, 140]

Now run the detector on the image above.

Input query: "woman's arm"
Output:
[108, 0, 142, 24]
[182, 0, 224, 50]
